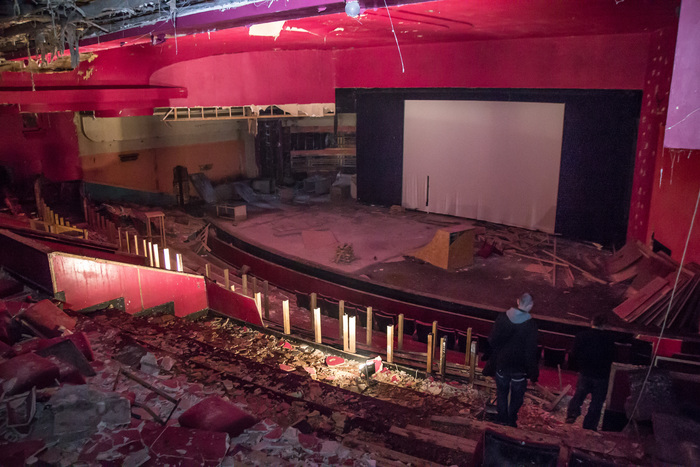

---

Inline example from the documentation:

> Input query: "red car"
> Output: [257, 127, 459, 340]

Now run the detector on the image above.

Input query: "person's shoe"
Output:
[565, 417, 576, 424]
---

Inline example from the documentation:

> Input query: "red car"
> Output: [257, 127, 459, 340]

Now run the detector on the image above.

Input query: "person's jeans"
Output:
[567, 374, 608, 430]
[495, 370, 527, 427]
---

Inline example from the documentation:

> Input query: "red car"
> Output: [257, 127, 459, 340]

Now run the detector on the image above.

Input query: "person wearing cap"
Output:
[566, 313, 616, 430]
[486, 293, 540, 427]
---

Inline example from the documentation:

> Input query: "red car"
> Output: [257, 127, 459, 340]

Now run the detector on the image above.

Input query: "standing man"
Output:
[566, 313, 616, 430]
[487, 293, 539, 427]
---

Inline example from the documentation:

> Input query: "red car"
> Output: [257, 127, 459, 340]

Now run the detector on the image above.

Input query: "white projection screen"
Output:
[403, 100, 565, 233]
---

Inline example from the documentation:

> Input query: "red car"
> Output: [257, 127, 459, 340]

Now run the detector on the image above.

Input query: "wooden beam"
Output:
[283, 300, 290, 335]
[439, 336, 447, 375]
[366, 306, 373, 346]
[343, 437, 447, 467]
[264, 280, 270, 319]
[163, 248, 171, 270]
[343, 313, 349, 352]
[542, 251, 607, 284]
[389, 425, 477, 454]
[348, 315, 356, 353]
[314, 307, 322, 344]
[546, 384, 572, 411]
[387, 324, 394, 364]
[464, 327, 472, 366]
[426, 334, 434, 373]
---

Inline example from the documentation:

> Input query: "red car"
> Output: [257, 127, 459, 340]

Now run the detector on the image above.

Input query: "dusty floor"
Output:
[209, 199, 632, 329]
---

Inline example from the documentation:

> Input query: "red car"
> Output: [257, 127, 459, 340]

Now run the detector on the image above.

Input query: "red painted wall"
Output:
[147, 33, 651, 107]
[626, 28, 678, 245]
[647, 149, 700, 264]
[50, 253, 209, 316]
[3, 32, 650, 108]
[0, 106, 81, 183]
[333, 34, 649, 90]
[151, 49, 336, 106]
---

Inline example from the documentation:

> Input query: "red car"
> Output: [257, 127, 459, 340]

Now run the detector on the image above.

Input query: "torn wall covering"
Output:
[77, 114, 246, 193]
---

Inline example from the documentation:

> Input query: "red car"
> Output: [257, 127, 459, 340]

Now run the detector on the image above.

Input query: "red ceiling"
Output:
[0, 0, 680, 113]
[78, 0, 680, 55]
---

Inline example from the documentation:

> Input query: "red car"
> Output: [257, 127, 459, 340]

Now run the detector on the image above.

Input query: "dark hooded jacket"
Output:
[488, 307, 539, 381]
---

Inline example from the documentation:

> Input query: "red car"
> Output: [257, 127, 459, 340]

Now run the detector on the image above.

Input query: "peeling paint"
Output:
[248, 20, 286, 39]
[78, 68, 95, 80]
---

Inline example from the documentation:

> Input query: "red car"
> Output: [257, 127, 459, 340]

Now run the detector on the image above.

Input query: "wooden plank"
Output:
[610, 263, 639, 284]
[606, 241, 644, 274]
[613, 276, 668, 320]
[546, 384, 572, 411]
[563, 266, 575, 288]
[507, 251, 568, 266]
[542, 251, 607, 284]
[524, 263, 552, 275]
[670, 265, 700, 328]
[629, 255, 677, 292]
[630, 285, 672, 324]
[343, 437, 447, 467]
[430, 415, 562, 446]
[535, 383, 557, 402]
[389, 425, 477, 454]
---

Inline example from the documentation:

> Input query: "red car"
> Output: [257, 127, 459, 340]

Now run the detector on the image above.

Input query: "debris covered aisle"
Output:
[0, 280, 648, 466]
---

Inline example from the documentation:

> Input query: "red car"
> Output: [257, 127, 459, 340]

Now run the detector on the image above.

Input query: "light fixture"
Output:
[345, 0, 360, 18]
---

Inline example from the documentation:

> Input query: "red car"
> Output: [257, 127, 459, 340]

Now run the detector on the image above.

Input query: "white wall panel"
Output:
[403, 100, 565, 232]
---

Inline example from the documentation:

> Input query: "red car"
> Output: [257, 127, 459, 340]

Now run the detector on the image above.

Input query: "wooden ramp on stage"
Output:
[411, 225, 475, 270]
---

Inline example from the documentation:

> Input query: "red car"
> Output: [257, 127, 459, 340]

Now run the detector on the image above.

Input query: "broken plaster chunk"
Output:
[0, 352, 60, 396]
[298, 432, 320, 453]
[50, 385, 131, 436]
[325, 356, 344, 367]
[159, 356, 175, 371]
[320, 440, 341, 456]
[139, 353, 159, 376]
[24, 299, 76, 338]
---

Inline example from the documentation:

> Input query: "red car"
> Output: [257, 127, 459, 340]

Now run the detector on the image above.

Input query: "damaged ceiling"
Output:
[0, 0, 681, 71]
[0, 0, 257, 66]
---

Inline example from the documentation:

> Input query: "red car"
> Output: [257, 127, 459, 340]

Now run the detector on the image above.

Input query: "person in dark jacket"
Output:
[566, 313, 616, 430]
[487, 293, 539, 427]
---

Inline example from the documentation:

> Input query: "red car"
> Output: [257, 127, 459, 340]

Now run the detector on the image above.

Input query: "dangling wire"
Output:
[625, 186, 700, 431]
[171, 0, 178, 55]
[382, 0, 404, 73]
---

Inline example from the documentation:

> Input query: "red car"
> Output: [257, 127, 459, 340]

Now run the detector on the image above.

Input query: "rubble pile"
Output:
[0, 290, 653, 465]
[0, 299, 382, 465]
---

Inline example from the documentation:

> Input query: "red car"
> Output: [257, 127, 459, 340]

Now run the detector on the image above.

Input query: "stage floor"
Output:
[208, 198, 632, 330]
